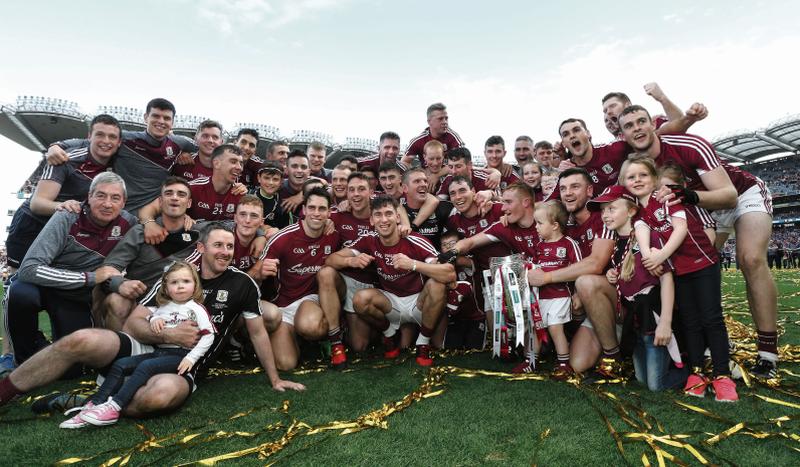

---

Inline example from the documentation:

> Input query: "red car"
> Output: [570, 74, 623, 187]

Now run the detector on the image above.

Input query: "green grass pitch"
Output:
[1, 269, 799, 466]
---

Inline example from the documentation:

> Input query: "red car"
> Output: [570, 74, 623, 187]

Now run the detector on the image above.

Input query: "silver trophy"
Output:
[484, 254, 537, 359]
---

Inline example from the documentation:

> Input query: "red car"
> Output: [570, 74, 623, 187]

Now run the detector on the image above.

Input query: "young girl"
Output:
[588, 185, 679, 391]
[529, 200, 582, 377]
[521, 160, 545, 202]
[60, 262, 216, 428]
[621, 156, 737, 401]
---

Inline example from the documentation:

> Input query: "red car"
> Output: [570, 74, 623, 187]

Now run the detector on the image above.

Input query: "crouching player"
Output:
[325, 196, 455, 366]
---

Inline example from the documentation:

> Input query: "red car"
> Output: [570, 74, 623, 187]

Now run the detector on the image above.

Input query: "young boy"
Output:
[254, 161, 292, 229]
[533, 200, 582, 378]
[436, 231, 485, 350]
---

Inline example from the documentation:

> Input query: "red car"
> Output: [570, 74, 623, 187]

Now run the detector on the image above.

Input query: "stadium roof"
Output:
[712, 114, 800, 164]
[0, 96, 378, 164]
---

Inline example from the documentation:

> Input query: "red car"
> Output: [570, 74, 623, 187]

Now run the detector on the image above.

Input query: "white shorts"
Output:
[712, 182, 772, 234]
[384, 291, 423, 325]
[280, 294, 320, 325]
[343, 275, 374, 313]
[581, 318, 624, 342]
[539, 297, 571, 327]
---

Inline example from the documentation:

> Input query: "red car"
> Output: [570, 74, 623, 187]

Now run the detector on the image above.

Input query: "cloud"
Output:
[195, 0, 352, 34]
[409, 34, 800, 159]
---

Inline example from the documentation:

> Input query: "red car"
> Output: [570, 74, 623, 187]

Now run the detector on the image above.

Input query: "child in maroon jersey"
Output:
[530, 201, 582, 377]
[589, 186, 680, 391]
[620, 156, 737, 401]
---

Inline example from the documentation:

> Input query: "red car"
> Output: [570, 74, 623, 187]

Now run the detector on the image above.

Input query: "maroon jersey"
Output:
[447, 279, 483, 321]
[350, 233, 439, 297]
[241, 155, 265, 188]
[437, 170, 493, 199]
[566, 211, 615, 259]
[634, 193, 717, 276]
[187, 177, 243, 221]
[406, 128, 465, 168]
[447, 203, 512, 270]
[614, 232, 673, 300]
[657, 134, 757, 195]
[262, 222, 340, 306]
[483, 221, 540, 261]
[535, 236, 582, 299]
[171, 155, 213, 181]
[576, 140, 629, 194]
[232, 233, 258, 272]
[330, 211, 376, 284]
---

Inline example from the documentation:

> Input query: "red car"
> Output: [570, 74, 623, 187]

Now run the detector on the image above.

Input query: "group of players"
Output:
[0, 83, 780, 418]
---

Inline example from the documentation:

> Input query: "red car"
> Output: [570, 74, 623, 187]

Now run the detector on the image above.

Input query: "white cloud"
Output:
[195, 0, 352, 34]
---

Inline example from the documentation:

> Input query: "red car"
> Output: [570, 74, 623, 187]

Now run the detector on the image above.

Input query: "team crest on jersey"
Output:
[111, 226, 121, 238]
[479, 219, 488, 228]
[226, 204, 235, 213]
[655, 208, 666, 222]
[216, 290, 228, 302]
[324, 245, 331, 254]
[556, 247, 567, 258]
[602, 164, 613, 175]
[586, 229, 594, 241]
[166, 147, 174, 157]
[188, 310, 197, 321]
[182, 233, 192, 241]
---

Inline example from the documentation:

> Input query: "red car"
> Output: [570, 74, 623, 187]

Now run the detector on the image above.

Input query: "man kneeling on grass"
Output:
[0, 223, 304, 416]
[325, 196, 455, 366]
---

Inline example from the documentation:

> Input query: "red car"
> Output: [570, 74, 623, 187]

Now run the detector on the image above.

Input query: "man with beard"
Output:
[260, 188, 340, 371]
[401, 168, 452, 250]
[528, 168, 617, 376]
[318, 173, 376, 368]
[619, 105, 778, 380]
[0, 223, 305, 412]
[328, 196, 454, 366]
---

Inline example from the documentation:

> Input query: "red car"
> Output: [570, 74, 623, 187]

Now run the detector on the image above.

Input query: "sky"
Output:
[1, 0, 799, 238]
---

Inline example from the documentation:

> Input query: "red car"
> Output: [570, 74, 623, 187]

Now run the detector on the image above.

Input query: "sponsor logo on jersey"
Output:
[287, 264, 322, 275]
[556, 247, 567, 258]
[216, 290, 228, 302]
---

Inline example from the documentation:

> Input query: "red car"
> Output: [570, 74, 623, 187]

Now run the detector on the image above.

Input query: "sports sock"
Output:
[602, 346, 620, 360]
[557, 353, 570, 366]
[0, 376, 22, 405]
[327, 326, 343, 346]
[416, 325, 434, 346]
[756, 330, 778, 362]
